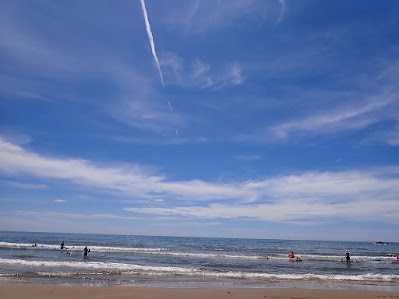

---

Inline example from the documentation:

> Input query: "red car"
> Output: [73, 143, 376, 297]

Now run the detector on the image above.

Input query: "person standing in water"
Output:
[60, 241, 65, 249]
[345, 250, 351, 264]
[84, 246, 90, 258]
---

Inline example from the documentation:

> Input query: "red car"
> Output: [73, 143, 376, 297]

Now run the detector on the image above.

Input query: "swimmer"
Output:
[83, 246, 89, 258]
[345, 250, 351, 264]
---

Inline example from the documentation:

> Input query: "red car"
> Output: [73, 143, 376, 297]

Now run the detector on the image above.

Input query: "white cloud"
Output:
[234, 155, 261, 160]
[0, 133, 31, 146]
[0, 138, 252, 201]
[125, 197, 399, 224]
[190, 58, 217, 88]
[383, 126, 399, 146]
[1, 180, 47, 190]
[271, 93, 397, 139]
[111, 98, 182, 134]
[0, 19, 78, 79]
[1, 138, 398, 225]
[125, 168, 399, 224]
[160, 52, 183, 82]
[160, 53, 245, 89]
[230, 63, 245, 85]
[13, 210, 144, 221]
[245, 170, 399, 198]
[232, 55, 399, 145]
[167, 0, 284, 34]
[54, 199, 67, 203]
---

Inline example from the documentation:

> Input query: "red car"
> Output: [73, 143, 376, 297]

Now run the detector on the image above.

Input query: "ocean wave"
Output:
[0, 242, 266, 260]
[1, 258, 398, 282]
[0, 242, 397, 263]
[0, 242, 167, 253]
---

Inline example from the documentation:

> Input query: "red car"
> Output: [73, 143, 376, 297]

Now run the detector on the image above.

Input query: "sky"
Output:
[0, 0, 399, 241]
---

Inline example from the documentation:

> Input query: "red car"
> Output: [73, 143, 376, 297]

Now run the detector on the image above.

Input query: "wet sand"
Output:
[1, 283, 399, 299]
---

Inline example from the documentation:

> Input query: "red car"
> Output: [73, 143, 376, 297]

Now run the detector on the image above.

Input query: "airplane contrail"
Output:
[140, 0, 165, 87]
[167, 100, 173, 112]
[168, 100, 179, 135]
[139, 1, 178, 136]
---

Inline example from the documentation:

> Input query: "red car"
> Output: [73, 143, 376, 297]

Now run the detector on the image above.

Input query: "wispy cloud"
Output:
[234, 155, 261, 161]
[1, 137, 398, 225]
[0, 16, 78, 79]
[230, 63, 245, 85]
[161, 54, 245, 89]
[271, 92, 397, 139]
[167, 100, 173, 113]
[125, 167, 399, 224]
[232, 72, 399, 144]
[124, 197, 399, 224]
[0, 137, 250, 201]
[166, 0, 285, 34]
[190, 59, 246, 88]
[13, 210, 143, 221]
[54, 199, 67, 203]
[0, 2, 179, 137]
[1, 180, 47, 190]
[277, 0, 286, 23]
[140, 0, 165, 87]
[190, 58, 215, 88]
[385, 130, 399, 145]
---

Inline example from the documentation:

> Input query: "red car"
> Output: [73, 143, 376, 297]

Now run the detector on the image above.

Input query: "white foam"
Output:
[0, 242, 167, 253]
[0, 242, 259, 260]
[0, 242, 395, 263]
[0, 258, 398, 282]
[0, 242, 59, 250]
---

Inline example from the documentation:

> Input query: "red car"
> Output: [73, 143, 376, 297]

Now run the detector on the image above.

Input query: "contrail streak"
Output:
[167, 100, 173, 112]
[139, 1, 178, 136]
[168, 100, 179, 135]
[140, 0, 164, 87]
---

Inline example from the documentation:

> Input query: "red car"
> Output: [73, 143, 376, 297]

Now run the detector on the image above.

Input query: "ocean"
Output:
[0, 231, 398, 290]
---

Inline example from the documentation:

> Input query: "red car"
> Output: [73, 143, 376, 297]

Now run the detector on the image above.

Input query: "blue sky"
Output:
[1, 0, 399, 241]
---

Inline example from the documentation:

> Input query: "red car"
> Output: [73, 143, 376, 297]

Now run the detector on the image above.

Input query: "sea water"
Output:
[0, 231, 398, 290]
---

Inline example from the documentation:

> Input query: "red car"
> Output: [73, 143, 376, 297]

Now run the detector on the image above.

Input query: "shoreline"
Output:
[2, 277, 399, 292]
[1, 283, 399, 299]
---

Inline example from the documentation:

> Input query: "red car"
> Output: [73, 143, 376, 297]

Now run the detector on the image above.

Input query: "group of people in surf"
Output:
[60, 241, 90, 258]
[288, 250, 352, 263]
[288, 251, 302, 262]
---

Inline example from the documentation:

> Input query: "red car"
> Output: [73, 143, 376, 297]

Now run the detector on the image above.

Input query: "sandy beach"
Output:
[1, 284, 399, 299]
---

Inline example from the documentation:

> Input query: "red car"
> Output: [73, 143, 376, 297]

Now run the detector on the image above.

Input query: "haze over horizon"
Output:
[1, 0, 399, 241]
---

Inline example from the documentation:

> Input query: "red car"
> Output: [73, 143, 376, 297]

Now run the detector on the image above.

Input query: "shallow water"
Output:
[0, 231, 398, 290]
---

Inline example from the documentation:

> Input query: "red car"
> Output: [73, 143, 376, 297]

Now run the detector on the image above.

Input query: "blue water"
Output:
[0, 231, 398, 290]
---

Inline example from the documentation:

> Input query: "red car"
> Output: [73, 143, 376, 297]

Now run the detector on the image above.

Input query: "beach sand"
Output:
[1, 284, 399, 299]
